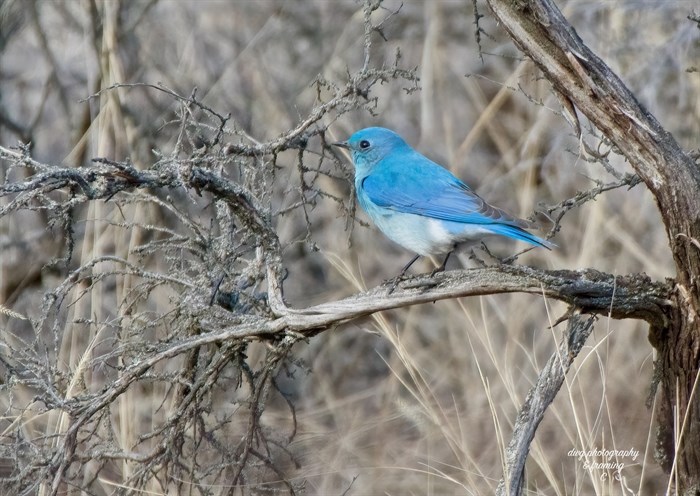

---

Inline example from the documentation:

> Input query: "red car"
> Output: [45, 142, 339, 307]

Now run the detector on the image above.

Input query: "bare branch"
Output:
[497, 313, 596, 496]
[278, 266, 669, 329]
[486, 0, 700, 491]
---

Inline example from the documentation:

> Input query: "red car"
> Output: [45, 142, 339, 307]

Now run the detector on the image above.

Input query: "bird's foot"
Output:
[386, 274, 410, 294]
[386, 254, 422, 294]
[388, 272, 443, 293]
[428, 265, 446, 277]
[427, 251, 452, 277]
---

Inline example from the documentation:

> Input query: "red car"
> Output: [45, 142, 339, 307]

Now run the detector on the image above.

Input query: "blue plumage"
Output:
[334, 127, 553, 275]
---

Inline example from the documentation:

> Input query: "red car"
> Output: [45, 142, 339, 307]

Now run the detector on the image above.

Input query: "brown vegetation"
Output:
[1, 1, 698, 494]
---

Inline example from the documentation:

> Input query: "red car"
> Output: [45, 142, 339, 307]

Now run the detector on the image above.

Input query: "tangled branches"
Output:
[0, 3, 419, 494]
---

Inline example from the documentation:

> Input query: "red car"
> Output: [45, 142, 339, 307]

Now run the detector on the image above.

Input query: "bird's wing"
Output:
[360, 153, 530, 228]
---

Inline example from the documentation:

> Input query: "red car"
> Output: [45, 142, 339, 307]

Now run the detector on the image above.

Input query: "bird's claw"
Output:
[428, 265, 446, 277]
[386, 275, 407, 294]
[387, 268, 446, 294]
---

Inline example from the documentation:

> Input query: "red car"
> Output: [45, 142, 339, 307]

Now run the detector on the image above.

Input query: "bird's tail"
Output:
[487, 224, 556, 250]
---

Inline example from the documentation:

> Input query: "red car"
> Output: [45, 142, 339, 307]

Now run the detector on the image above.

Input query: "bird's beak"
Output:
[332, 140, 350, 149]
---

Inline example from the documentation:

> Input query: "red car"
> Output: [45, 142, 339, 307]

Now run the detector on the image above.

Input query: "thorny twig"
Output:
[0, 2, 421, 493]
[0, 1, 674, 494]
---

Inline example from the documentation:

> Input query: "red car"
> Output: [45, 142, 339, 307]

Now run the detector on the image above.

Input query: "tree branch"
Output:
[497, 313, 596, 496]
[486, 0, 700, 262]
[485, 1, 700, 492]
[276, 265, 670, 330]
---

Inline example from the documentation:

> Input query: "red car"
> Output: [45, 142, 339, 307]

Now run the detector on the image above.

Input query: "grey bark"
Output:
[486, 1, 700, 493]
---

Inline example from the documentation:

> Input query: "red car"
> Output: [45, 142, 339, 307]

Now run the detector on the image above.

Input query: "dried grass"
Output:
[1, 0, 696, 494]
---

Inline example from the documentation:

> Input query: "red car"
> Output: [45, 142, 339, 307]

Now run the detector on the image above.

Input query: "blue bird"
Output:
[333, 127, 553, 281]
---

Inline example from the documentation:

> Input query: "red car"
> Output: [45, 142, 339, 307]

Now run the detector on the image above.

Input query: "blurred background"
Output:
[1, 0, 698, 494]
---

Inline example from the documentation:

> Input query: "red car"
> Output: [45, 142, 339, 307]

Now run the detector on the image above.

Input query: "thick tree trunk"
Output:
[486, 0, 700, 493]
[654, 297, 700, 493]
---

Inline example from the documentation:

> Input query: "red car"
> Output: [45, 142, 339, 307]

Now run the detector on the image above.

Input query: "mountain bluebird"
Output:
[333, 127, 552, 281]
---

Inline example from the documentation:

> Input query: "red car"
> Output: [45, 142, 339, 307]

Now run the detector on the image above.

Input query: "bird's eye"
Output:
[359, 140, 371, 149]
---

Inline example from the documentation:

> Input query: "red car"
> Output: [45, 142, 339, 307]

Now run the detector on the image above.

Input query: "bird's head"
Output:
[333, 127, 410, 174]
